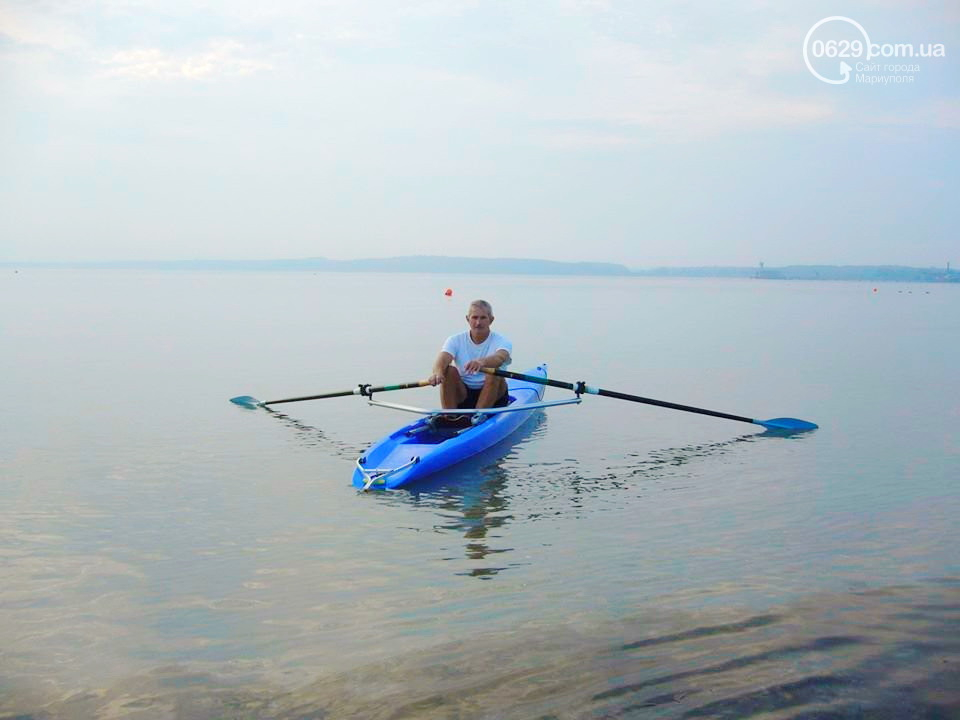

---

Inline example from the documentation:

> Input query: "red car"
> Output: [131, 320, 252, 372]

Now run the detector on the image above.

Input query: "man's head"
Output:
[466, 300, 494, 339]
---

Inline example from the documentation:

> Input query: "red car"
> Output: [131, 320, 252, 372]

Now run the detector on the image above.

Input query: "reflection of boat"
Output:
[352, 364, 580, 490]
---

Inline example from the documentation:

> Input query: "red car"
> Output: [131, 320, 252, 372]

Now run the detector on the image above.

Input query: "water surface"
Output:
[1, 271, 957, 718]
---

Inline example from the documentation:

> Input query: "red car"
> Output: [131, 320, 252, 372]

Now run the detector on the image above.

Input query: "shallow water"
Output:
[1, 270, 958, 718]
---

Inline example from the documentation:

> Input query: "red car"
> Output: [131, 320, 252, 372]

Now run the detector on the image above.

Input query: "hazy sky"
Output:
[1, 1, 957, 267]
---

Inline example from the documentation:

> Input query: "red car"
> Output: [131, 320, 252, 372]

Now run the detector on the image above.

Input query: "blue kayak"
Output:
[352, 364, 554, 490]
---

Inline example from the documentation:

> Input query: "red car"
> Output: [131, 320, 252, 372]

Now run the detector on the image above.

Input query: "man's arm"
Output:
[462, 348, 510, 374]
[428, 351, 454, 385]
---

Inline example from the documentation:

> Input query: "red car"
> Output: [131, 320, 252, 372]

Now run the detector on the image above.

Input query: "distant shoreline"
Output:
[2, 256, 957, 283]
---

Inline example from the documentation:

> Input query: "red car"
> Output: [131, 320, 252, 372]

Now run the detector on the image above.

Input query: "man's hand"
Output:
[462, 359, 485, 374]
[427, 372, 443, 386]
[463, 350, 507, 375]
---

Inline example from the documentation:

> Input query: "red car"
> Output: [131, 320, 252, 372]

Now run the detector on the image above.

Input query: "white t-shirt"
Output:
[441, 331, 513, 389]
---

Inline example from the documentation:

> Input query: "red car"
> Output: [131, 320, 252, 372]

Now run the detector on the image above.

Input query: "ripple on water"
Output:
[3, 580, 955, 719]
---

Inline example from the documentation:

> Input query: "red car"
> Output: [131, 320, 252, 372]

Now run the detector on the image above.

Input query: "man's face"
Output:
[466, 308, 493, 334]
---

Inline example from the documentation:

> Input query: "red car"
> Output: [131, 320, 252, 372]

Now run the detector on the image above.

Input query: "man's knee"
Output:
[483, 374, 506, 395]
[442, 366, 468, 404]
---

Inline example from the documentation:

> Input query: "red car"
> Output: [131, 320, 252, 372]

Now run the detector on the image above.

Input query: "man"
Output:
[428, 299, 512, 410]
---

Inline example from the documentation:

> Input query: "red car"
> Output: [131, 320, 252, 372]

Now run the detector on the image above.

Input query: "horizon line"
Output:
[0, 256, 955, 271]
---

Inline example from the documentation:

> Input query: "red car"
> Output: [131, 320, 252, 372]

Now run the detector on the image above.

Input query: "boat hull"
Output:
[351, 364, 548, 489]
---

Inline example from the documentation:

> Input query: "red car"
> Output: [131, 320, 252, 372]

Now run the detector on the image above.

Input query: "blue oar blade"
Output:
[755, 417, 818, 432]
[230, 395, 263, 409]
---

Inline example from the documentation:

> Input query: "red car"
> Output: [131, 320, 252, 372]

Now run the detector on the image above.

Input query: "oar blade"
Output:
[230, 395, 263, 410]
[755, 417, 818, 432]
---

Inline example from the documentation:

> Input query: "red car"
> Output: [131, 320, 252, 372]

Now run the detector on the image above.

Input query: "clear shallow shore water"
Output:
[1, 270, 958, 718]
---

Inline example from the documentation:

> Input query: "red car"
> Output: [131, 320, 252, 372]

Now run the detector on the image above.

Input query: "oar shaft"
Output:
[593, 388, 753, 424]
[266, 389, 356, 405]
[264, 380, 430, 406]
[484, 368, 754, 425]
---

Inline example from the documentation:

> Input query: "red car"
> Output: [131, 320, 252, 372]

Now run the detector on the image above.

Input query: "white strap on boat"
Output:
[366, 397, 582, 415]
[357, 456, 420, 491]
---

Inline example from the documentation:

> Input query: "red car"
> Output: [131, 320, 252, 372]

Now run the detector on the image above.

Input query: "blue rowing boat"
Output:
[231, 364, 816, 490]
[352, 364, 579, 490]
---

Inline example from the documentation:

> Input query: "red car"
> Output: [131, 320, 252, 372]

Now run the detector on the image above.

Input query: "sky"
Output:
[1, 0, 957, 268]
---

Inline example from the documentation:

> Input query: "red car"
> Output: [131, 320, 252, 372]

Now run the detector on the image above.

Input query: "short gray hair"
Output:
[467, 299, 493, 315]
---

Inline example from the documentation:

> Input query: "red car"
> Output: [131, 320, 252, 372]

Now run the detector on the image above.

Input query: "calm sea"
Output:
[1, 270, 958, 719]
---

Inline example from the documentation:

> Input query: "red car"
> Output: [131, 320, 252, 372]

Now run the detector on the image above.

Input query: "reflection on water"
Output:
[366, 412, 551, 578]
[355, 417, 788, 580]
[260, 407, 365, 459]
[231, 407, 783, 583]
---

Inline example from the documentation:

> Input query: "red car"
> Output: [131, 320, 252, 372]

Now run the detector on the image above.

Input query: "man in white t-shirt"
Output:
[428, 299, 512, 410]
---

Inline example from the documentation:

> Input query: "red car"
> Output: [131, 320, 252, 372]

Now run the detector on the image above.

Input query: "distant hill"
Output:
[3, 255, 633, 276]
[328, 256, 633, 276]
[3, 256, 957, 282]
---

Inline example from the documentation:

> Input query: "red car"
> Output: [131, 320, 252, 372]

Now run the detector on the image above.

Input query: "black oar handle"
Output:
[265, 380, 430, 406]
[481, 367, 578, 392]
[483, 368, 755, 425]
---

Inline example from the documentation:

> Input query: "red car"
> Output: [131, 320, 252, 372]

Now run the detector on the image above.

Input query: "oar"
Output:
[481, 368, 818, 432]
[230, 380, 431, 410]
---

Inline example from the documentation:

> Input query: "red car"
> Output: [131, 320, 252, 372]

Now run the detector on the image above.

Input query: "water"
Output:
[1, 270, 958, 719]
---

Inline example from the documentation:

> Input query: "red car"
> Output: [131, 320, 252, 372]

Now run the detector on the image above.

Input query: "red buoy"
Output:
[444, 288, 453, 297]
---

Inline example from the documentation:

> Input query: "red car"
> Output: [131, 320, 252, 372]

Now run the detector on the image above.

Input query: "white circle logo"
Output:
[803, 16, 871, 84]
